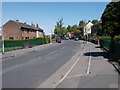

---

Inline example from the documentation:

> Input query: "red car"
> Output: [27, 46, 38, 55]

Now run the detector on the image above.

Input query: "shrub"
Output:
[4, 37, 50, 52]
[100, 36, 111, 40]
[114, 35, 120, 41]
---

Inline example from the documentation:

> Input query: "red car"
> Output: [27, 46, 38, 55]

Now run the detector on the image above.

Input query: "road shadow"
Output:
[83, 52, 109, 58]
[95, 46, 101, 48]
[84, 51, 120, 74]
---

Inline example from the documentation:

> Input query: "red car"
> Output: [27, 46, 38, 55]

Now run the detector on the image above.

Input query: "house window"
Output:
[25, 37, 29, 39]
[27, 30, 29, 33]
[9, 37, 14, 40]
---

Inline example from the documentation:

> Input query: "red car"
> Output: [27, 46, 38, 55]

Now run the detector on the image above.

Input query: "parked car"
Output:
[55, 37, 61, 43]
[65, 37, 69, 40]
[74, 37, 79, 41]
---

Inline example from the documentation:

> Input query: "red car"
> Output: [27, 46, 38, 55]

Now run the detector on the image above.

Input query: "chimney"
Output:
[36, 24, 39, 27]
[88, 20, 91, 23]
[16, 20, 19, 22]
[31, 24, 35, 27]
[31, 22, 35, 27]
[24, 22, 26, 24]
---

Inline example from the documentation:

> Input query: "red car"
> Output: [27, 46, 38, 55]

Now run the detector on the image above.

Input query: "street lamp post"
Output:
[1, 27, 4, 54]
[50, 30, 53, 44]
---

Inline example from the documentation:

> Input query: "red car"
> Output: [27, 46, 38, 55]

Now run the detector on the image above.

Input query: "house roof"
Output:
[5, 20, 43, 32]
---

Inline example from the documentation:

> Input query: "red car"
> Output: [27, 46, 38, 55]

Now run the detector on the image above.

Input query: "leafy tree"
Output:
[79, 20, 85, 26]
[92, 19, 99, 24]
[54, 17, 66, 38]
[101, 2, 120, 54]
[101, 2, 120, 38]
[71, 25, 80, 37]
[66, 25, 72, 32]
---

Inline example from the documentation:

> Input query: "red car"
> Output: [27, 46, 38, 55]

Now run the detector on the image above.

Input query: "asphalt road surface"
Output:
[2, 40, 82, 88]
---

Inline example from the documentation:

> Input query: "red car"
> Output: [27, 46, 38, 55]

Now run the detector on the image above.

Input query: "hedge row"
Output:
[4, 37, 50, 52]
[100, 35, 120, 41]
[100, 35, 120, 61]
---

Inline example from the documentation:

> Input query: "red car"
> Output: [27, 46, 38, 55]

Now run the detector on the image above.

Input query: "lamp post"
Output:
[0, 27, 4, 54]
[50, 30, 53, 44]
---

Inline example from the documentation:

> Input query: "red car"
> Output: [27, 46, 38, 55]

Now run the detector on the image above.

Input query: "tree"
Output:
[101, 2, 120, 38]
[54, 17, 66, 38]
[101, 2, 120, 54]
[79, 20, 85, 26]
[66, 25, 71, 32]
[92, 19, 99, 24]
[71, 25, 80, 37]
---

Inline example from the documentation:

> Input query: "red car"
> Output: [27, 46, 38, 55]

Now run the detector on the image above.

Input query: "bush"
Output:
[100, 36, 111, 40]
[99, 35, 120, 61]
[114, 35, 120, 41]
[4, 37, 50, 52]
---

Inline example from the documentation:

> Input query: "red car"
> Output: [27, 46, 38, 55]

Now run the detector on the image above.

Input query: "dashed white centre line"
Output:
[48, 51, 57, 55]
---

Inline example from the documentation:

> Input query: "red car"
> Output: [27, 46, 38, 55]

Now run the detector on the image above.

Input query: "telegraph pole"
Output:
[0, 1, 4, 54]
[50, 30, 53, 44]
[1, 27, 4, 54]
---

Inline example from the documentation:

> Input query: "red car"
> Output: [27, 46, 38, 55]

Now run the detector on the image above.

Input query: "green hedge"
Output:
[100, 36, 111, 40]
[100, 36, 120, 61]
[4, 37, 50, 52]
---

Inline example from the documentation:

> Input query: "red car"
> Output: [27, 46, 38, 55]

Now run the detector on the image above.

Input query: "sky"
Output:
[2, 2, 110, 35]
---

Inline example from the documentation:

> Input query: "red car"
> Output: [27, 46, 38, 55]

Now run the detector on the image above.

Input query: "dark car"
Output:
[74, 37, 79, 41]
[55, 37, 61, 43]
[65, 37, 69, 40]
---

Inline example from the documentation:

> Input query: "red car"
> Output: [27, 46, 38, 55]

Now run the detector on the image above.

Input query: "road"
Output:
[2, 40, 82, 88]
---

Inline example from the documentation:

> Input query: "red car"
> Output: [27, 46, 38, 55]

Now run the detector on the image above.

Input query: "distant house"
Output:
[67, 32, 74, 39]
[77, 21, 93, 37]
[3, 20, 44, 40]
[83, 21, 93, 36]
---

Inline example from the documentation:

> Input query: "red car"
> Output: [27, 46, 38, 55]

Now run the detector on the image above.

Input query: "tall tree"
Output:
[92, 19, 99, 24]
[54, 17, 66, 37]
[71, 25, 80, 37]
[79, 20, 85, 27]
[102, 2, 120, 54]
[66, 25, 71, 32]
[101, 2, 120, 38]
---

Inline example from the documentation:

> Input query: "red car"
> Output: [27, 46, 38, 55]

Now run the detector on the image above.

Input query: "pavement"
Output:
[57, 42, 119, 88]
[2, 42, 59, 59]
[2, 40, 119, 88]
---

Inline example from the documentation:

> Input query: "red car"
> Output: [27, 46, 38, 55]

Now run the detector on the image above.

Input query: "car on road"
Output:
[55, 37, 61, 43]
[65, 37, 69, 40]
[74, 37, 79, 41]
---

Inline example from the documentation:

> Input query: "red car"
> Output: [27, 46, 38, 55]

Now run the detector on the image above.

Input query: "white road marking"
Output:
[48, 47, 65, 55]
[87, 46, 91, 74]
[66, 74, 87, 78]
[48, 51, 57, 55]
[63, 44, 92, 79]
[56, 47, 86, 85]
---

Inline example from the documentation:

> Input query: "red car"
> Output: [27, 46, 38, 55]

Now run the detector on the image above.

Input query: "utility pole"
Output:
[0, 0, 4, 54]
[1, 27, 4, 54]
[50, 30, 52, 44]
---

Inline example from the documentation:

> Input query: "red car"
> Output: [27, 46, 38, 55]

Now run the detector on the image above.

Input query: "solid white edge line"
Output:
[87, 45, 91, 74]
[65, 43, 92, 79]
[56, 46, 86, 86]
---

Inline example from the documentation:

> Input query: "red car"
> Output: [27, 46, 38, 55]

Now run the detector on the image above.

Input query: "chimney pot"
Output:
[16, 20, 19, 22]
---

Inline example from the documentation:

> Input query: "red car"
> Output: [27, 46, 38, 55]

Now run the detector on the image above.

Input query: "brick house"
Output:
[3, 20, 44, 40]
